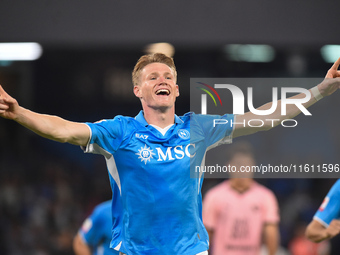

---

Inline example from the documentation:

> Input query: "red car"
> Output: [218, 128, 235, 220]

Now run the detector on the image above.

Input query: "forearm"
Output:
[306, 227, 329, 242]
[233, 87, 318, 137]
[306, 220, 331, 243]
[266, 237, 279, 255]
[259, 90, 317, 127]
[13, 106, 89, 146]
[264, 224, 279, 255]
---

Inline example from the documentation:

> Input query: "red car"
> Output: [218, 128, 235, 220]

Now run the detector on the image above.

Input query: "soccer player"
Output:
[73, 200, 119, 255]
[203, 142, 280, 255]
[305, 179, 340, 243]
[0, 54, 339, 255]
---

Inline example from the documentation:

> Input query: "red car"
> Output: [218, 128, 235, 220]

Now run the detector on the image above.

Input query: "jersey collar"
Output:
[135, 110, 183, 127]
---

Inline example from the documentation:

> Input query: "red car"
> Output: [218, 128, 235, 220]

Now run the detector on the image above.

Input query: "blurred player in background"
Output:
[73, 200, 119, 255]
[203, 142, 280, 255]
[0, 54, 339, 254]
[306, 179, 340, 243]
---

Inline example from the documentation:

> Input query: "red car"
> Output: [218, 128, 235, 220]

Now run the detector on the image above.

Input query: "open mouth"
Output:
[155, 89, 170, 96]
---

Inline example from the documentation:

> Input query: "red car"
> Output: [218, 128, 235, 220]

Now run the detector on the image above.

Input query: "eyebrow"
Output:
[147, 71, 173, 77]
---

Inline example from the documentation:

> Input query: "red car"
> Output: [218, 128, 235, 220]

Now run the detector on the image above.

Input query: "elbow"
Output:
[262, 123, 273, 132]
[39, 132, 68, 144]
[59, 138, 69, 144]
[48, 134, 69, 143]
[262, 118, 282, 131]
[48, 127, 78, 144]
[251, 118, 281, 132]
[256, 121, 276, 133]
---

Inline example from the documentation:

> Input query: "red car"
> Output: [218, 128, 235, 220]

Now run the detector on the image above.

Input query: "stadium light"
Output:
[321, 45, 340, 63]
[0, 42, 43, 61]
[224, 44, 275, 62]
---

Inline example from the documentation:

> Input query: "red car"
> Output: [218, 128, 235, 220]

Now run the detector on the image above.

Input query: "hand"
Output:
[325, 57, 340, 78]
[0, 85, 20, 120]
[318, 57, 340, 97]
[326, 219, 340, 239]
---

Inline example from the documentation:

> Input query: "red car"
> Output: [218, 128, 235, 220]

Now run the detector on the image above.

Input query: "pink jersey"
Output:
[203, 180, 279, 255]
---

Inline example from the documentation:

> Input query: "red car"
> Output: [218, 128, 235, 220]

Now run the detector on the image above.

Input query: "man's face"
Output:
[134, 63, 179, 111]
[228, 153, 255, 192]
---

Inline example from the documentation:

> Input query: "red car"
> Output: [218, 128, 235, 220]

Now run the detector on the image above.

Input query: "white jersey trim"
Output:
[114, 241, 122, 251]
[105, 151, 122, 195]
[81, 124, 93, 152]
[313, 215, 329, 228]
[82, 124, 122, 194]
[150, 124, 174, 136]
[85, 142, 122, 195]
[197, 251, 208, 255]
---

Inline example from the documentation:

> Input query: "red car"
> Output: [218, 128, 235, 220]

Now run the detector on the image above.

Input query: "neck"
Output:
[229, 179, 253, 193]
[142, 106, 176, 128]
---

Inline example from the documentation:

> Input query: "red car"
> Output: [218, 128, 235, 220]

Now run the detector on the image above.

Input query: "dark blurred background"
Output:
[0, 1, 340, 254]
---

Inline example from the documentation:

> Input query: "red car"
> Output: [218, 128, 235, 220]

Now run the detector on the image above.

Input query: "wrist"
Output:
[310, 86, 323, 101]
[13, 106, 26, 122]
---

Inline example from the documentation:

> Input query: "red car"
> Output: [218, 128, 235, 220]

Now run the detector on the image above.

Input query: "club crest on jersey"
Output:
[136, 144, 156, 164]
[177, 129, 190, 140]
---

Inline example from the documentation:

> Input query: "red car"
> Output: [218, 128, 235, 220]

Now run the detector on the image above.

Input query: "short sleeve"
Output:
[83, 116, 126, 157]
[191, 113, 235, 149]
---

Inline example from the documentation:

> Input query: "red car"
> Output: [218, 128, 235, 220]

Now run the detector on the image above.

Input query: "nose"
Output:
[159, 76, 166, 83]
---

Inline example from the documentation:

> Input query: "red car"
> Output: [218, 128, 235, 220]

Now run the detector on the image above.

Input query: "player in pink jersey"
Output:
[203, 142, 280, 255]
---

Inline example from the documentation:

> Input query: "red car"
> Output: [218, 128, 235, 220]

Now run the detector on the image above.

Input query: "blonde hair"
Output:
[132, 53, 177, 86]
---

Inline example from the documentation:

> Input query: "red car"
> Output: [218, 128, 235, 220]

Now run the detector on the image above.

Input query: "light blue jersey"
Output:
[79, 201, 119, 255]
[314, 179, 340, 227]
[84, 111, 234, 255]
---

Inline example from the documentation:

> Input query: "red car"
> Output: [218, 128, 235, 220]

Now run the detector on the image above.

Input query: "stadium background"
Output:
[0, 1, 339, 254]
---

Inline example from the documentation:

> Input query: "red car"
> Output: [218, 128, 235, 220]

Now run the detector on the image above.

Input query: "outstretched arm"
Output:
[0, 85, 90, 146]
[233, 58, 340, 138]
[306, 219, 340, 243]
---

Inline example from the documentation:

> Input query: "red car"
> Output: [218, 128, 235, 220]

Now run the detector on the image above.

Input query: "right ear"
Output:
[134, 85, 142, 98]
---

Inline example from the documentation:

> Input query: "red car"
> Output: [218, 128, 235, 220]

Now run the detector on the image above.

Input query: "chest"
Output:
[116, 123, 200, 165]
[218, 191, 264, 219]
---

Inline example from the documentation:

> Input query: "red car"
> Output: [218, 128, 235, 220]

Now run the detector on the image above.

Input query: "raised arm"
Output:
[0, 85, 90, 146]
[233, 58, 340, 138]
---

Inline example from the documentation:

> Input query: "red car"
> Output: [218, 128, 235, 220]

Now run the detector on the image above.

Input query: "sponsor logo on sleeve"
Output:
[81, 218, 93, 233]
[319, 197, 330, 212]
